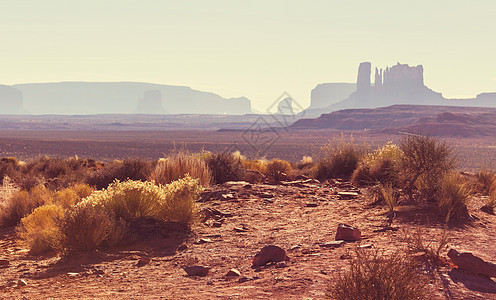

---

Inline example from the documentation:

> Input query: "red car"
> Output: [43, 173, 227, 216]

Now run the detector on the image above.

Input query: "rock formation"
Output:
[0, 85, 26, 114]
[356, 62, 371, 92]
[134, 90, 167, 114]
[277, 97, 294, 115]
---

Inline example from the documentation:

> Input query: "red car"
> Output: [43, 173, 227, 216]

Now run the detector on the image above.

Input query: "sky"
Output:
[1, 0, 495, 111]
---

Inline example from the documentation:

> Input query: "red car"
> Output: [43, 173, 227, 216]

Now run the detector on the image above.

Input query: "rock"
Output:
[0, 259, 9, 267]
[447, 249, 496, 278]
[67, 272, 79, 278]
[93, 269, 105, 275]
[238, 276, 259, 283]
[212, 221, 223, 228]
[359, 243, 373, 249]
[184, 266, 210, 277]
[338, 191, 359, 199]
[134, 90, 167, 114]
[335, 224, 361, 241]
[137, 257, 151, 267]
[357, 62, 371, 92]
[17, 279, 27, 287]
[319, 240, 345, 248]
[234, 226, 249, 233]
[226, 268, 241, 277]
[252, 245, 289, 267]
[275, 261, 288, 268]
[306, 202, 318, 207]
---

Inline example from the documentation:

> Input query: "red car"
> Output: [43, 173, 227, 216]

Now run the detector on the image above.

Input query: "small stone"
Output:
[137, 257, 151, 267]
[335, 224, 361, 241]
[319, 240, 345, 248]
[196, 238, 213, 244]
[226, 268, 241, 277]
[252, 245, 289, 267]
[238, 276, 253, 283]
[17, 279, 27, 287]
[359, 243, 373, 249]
[234, 226, 248, 232]
[275, 261, 288, 268]
[340, 254, 352, 260]
[67, 272, 79, 278]
[212, 221, 223, 228]
[184, 266, 210, 277]
[306, 203, 318, 207]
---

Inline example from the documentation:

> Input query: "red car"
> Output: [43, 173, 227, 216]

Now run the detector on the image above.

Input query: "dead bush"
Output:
[402, 227, 450, 271]
[86, 158, 154, 190]
[328, 247, 427, 300]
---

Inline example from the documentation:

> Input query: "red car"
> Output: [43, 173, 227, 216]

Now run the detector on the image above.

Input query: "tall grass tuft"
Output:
[206, 152, 243, 184]
[150, 152, 211, 186]
[437, 172, 471, 223]
[317, 135, 365, 180]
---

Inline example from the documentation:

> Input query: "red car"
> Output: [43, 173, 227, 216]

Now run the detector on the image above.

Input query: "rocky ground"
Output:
[1, 178, 496, 299]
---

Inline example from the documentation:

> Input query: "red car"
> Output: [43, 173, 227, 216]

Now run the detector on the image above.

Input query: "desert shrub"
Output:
[241, 158, 268, 174]
[69, 183, 95, 200]
[402, 227, 450, 271]
[328, 247, 427, 300]
[206, 152, 243, 184]
[317, 136, 365, 180]
[86, 158, 154, 190]
[61, 202, 118, 253]
[18, 204, 64, 254]
[437, 172, 471, 222]
[0, 185, 53, 227]
[266, 159, 292, 182]
[151, 152, 211, 186]
[398, 134, 455, 200]
[159, 176, 202, 225]
[352, 142, 402, 186]
[0, 176, 19, 204]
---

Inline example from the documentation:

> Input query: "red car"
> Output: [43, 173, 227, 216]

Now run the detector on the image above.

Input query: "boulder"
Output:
[447, 249, 496, 278]
[0, 259, 9, 267]
[184, 266, 210, 277]
[335, 224, 361, 241]
[136, 257, 151, 267]
[252, 245, 289, 267]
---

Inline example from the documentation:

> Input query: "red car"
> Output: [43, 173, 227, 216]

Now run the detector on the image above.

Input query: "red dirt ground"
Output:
[1, 179, 496, 299]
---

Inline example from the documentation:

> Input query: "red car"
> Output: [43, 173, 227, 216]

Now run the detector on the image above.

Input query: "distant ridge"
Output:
[8, 82, 252, 115]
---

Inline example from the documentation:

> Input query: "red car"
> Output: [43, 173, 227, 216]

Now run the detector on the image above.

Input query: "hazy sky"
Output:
[1, 0, 495, 111]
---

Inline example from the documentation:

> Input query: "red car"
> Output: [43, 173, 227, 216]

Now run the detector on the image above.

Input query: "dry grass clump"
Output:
[266, 159, 292, 182]
[317, 135, 365, 180]
[206, 152, 243, 184]
[150, 152, 211, 186]
[403, 227, 450, 271]
[476, 169, 496, 195]
[437, 172, 471, 223]
[0, 176, 19, 204]
[18, 204, 65, 254]
[328, 247, 427, 300]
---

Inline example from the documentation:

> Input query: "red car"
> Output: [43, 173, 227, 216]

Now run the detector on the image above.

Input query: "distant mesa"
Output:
[134, 90, 167, 114]
[0, 85, 28, 114]
[304, 62, 496, 117]
[276, 97, 294, 115]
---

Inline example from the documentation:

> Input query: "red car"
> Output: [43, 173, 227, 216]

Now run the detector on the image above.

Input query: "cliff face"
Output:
[0, 85, 26, 114]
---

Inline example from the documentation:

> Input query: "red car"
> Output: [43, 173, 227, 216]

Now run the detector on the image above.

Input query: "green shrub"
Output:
[328, 248, 427, 300]
[206, 152, 242, 184]
[266, 159, 292, 182]
[317, 136, 365, 180]
[151, 152, 211, 186]
[437, 172, 471, 222]
[18, 204, 64, 254]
